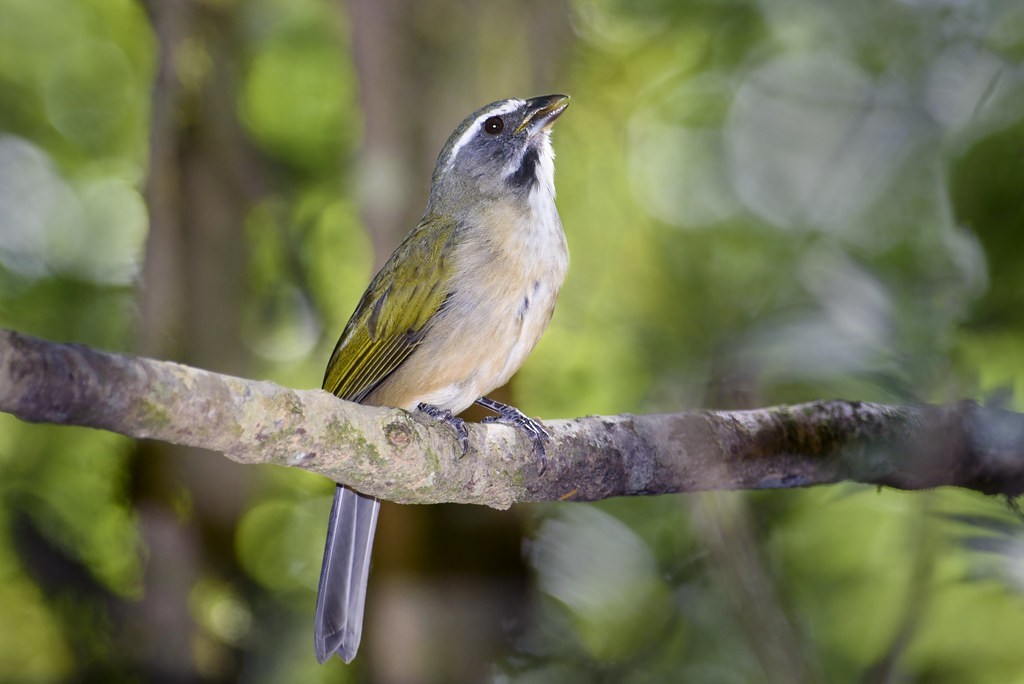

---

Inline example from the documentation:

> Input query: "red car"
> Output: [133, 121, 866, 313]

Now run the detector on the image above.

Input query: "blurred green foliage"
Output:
[2, 0, 1024, 681]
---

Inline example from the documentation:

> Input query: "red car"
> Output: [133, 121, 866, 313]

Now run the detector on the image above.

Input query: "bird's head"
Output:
[427, 94, 570, 214]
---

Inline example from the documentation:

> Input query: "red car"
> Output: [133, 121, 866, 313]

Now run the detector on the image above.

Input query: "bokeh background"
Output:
[2, 0, 1024, 681]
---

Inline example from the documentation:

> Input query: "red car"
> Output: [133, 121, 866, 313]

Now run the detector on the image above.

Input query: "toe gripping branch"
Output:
[416, 402, 470, 454]
[475, 396, 550, 471]
[417, 398, 550, 471]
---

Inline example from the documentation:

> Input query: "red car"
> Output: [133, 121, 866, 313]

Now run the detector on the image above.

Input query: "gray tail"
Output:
[314, 485, 381, 663]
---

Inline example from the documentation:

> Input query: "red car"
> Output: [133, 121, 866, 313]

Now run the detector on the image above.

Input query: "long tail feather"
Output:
[314, 485, 381, 663]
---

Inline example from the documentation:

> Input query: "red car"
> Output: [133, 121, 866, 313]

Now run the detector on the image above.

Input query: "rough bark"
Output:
[3, 327, 1024, 509]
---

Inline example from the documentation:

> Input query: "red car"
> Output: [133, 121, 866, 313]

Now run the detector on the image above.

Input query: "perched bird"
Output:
[314, 94, 570, 663]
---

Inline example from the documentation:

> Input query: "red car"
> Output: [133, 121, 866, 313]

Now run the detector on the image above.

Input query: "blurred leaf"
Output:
[236, 496, 327, 593]
[239, 18, 357, 173]
[529, 505, 675, 662]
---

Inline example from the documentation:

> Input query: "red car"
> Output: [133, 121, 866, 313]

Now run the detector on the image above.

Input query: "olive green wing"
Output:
[322, 214, 457, 402]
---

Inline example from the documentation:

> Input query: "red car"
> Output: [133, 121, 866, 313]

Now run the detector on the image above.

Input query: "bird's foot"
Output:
[416, 402, 469, 455]
[475, 396, 550, 472]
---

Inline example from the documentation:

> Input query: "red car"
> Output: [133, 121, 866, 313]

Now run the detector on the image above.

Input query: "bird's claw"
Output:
[417, 402, 469, 455]
[476, 397, 550, 473]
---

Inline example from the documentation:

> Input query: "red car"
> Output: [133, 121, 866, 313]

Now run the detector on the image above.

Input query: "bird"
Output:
[314, 94, 570, 663]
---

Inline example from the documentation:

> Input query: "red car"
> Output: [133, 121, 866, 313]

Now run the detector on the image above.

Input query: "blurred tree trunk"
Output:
[344, 0, 572, 679]
[135, 1, 266, 680]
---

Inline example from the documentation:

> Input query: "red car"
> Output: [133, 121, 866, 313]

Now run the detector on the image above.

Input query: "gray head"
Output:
[427, 94, 570, 214]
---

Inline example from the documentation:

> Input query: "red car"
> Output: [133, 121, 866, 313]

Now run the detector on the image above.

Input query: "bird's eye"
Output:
[483, 116, 504, 135]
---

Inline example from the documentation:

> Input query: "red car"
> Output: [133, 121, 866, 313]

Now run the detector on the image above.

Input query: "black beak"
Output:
[516, 94, 570, 135]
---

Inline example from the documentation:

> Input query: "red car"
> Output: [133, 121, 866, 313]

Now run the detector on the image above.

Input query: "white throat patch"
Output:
[501, 131, 556, 198]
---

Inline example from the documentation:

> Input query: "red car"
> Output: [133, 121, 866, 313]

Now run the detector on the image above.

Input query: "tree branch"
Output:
[2, 327, 1023, 508]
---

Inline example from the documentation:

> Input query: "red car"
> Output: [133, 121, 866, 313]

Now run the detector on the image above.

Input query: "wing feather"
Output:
[322, 214, 457, 402]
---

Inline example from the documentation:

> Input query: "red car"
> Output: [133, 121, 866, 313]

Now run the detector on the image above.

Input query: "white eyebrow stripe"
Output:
[443, 99, 524, 172]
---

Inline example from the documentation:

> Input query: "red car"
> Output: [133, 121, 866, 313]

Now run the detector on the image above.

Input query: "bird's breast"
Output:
[383, 200, 567, 414]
